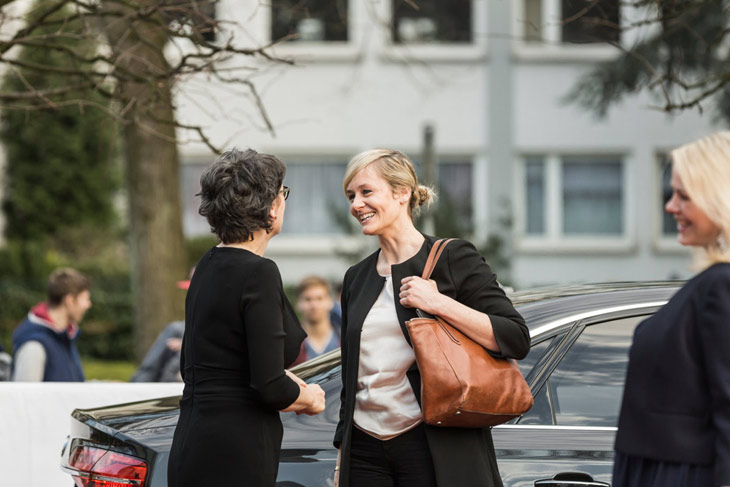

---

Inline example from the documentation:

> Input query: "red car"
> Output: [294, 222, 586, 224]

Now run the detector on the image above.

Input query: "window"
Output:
[181, 161, 211, 237]
[562, 158, 622, 235]
[525, 160, 546, 235]
[520, 0, 620, 45]
[279, 160, 350, 235]
[522, 155, 625, 240]
[561, 0, 619, 44]
[392, 0, 472, 44]
[659, 155, 677, 237]
[271, 0, 348, 43]
[410, 158, 474, 234]
[180, 158, 350, 237]
[521, 316, 646, 426]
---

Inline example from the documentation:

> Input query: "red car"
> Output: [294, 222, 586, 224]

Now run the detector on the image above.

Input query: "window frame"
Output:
[273, 155, 353, 237]
[262, 0, 359, 62]
[514, 152, 635, 253]
[512, 0, 623, 61]
[380, 0, 488, 63]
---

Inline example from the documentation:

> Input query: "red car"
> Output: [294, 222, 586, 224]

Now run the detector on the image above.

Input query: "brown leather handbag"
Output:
[405, 239, 533, 428]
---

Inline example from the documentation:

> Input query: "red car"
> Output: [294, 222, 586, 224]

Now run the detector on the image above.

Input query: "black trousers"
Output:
[349, 424, 437, 487]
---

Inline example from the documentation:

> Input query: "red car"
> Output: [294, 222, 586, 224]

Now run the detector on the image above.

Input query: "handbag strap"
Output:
[414, 238, 455, 320]
[421, 238, 456, 280]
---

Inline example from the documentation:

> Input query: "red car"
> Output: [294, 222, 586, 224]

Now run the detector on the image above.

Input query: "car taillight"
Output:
[68, 445, 148, 487]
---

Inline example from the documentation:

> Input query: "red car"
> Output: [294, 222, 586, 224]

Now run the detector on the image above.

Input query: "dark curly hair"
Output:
[198, 148, 286, 244]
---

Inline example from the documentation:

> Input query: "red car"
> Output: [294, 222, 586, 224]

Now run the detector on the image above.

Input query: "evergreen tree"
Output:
[568, 1, 730, 124]
[1, 0, 120, 243]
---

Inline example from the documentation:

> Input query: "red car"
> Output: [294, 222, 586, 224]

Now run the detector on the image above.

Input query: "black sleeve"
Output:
[698, 271, 730, 486]
[333, 267, 352, 448]
[241, 258, 301, 411]
[446, 239, 530, 360]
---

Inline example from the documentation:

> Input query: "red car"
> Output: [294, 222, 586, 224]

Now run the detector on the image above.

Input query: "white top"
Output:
[353, 275, 422, 439]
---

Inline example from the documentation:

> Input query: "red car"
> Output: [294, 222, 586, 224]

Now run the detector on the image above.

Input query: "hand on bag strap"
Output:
[416, 238, 456, 319]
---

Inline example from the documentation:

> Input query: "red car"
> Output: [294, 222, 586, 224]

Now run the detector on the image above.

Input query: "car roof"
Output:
[511, 281, 682, 332]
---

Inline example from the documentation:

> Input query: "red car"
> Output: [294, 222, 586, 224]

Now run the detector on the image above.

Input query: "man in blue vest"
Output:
[11, 268, 92, 382]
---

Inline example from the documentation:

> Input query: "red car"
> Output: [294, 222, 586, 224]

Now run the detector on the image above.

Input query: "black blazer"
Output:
[334, 235, 530, 487]
[615, 262, 730, 486]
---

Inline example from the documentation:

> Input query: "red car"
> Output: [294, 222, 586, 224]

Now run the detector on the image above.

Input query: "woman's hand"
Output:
[334, 447, 342, 487]
[300, 383, 326, 415]
[400, 276, 502, 352]
[281, 371, 325, 415]
[399, 276, 444, 315]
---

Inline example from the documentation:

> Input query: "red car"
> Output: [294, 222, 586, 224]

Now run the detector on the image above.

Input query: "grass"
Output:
[82, 358, 137, 381]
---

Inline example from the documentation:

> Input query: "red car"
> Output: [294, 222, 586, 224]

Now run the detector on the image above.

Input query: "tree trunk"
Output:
[101, 1, 186, 358]
[123, 99, 186, 359]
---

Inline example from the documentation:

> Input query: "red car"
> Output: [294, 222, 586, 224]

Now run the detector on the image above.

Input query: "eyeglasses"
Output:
[280, 186, 290, 200]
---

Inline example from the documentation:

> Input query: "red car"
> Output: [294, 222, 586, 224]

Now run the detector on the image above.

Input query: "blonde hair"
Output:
[343, 149, 436, 217]
[670, 131, 730, 267]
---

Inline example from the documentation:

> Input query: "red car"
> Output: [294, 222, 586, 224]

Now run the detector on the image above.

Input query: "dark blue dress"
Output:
[613, 263, 730, 487]
[613, 451, 713, 486]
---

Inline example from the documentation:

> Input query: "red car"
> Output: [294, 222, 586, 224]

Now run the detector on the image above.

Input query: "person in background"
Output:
[0, 344, 11, 381]
[613, 131, 730, 487]
[295, 276, 340, 362]
[11, 268, 91, 382]
[130, 321, 184, 382]
[130, 276, 191, 382]
[330, 281, 343, 335]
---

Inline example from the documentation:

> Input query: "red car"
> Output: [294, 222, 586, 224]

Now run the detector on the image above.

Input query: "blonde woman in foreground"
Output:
[332, 149, 529, 487]
[613, 132, 730, 487]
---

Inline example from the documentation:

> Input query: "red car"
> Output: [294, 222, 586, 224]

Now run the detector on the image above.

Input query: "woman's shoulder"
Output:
[345, 249, 379, 276]
[211, 247, 282, 280]
[681, 262, 730, 305]
[441, 237, 482, 263]
[694, 262, 730, 286]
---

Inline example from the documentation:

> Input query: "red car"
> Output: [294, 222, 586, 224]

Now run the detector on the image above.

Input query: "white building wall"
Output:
[510, 62, 713, 286]
[175, 0, 490, 284]
[174, 0, 717, 288]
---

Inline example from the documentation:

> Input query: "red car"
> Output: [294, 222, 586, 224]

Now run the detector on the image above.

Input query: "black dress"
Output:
[613, 263, 730, 487]
[167, 247, 306, 487]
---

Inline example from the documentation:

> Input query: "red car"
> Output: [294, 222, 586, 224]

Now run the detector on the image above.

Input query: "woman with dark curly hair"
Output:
[167, 148, 325, 487]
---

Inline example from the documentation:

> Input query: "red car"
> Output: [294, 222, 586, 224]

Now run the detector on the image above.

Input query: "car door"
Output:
[492, 307, 660, 487]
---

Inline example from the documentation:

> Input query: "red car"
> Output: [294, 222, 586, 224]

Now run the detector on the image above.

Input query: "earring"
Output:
[718, 234, 728, 253]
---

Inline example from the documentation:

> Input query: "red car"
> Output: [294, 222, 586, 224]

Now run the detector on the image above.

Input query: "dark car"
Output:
[60, 282, 680, 487]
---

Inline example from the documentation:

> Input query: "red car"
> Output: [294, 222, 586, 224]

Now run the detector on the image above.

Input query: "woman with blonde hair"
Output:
[613, 132, 730, 487]
[333, 149, 529, 487]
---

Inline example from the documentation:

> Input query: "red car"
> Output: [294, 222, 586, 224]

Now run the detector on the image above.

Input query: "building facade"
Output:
[176, 0, 714, 288]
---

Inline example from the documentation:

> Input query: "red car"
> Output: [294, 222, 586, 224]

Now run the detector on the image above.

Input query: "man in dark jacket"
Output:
[11, 268, 91, 382]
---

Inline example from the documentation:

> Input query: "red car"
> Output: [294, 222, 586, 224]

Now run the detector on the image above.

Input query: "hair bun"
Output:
[414, 185, 436, 208]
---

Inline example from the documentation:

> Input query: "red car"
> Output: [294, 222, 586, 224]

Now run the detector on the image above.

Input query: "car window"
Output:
[548, 315, 646, 426]
[518, 315, 648, 426]
[517, 338, 553, 378]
